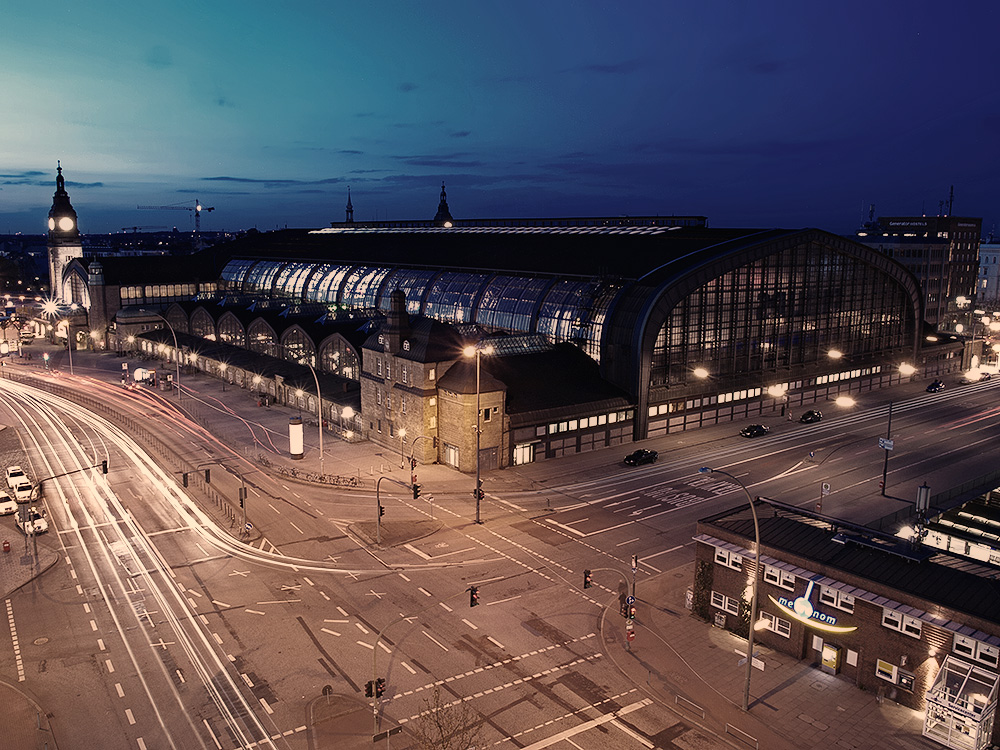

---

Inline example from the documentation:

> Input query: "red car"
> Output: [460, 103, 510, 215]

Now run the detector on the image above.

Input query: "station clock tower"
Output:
[47, 161, 82, 300]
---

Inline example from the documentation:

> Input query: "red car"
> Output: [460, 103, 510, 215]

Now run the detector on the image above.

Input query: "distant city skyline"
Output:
[3, 1, 999, 236]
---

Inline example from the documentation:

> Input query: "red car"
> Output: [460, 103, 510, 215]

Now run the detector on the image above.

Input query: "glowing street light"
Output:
[464, 342, 494, 524]
[693, 367, 710, 379]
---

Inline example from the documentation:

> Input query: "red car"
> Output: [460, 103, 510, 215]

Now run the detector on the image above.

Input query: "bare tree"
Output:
[409, 687, 483, 750]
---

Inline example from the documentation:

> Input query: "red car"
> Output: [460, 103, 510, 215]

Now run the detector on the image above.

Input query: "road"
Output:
[0, 369, 997, 749]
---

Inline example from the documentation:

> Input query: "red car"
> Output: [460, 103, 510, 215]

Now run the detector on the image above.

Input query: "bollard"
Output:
[2, 540, 9, 553]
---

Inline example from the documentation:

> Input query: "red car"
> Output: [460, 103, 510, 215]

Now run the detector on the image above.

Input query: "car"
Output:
[5, 465, 26, 490]
[926, 380, 945, 393]
[12, 481, 33, 502]
[624, 448, 658, 466]
[16, 506, 48, 535]
[740, 424, 770, 438]
[799, 410, 823, 424]
[0, 491, 15, 516]
[959, 371, 991, 384]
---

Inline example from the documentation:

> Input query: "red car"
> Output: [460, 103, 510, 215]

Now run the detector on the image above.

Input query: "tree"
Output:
[409, 686, 483, 750]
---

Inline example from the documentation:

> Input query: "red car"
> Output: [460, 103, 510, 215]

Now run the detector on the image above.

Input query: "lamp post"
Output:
[398, 428, 406, 469]
[139, 309, 180, 401]
[698, 466, 760, 712]
[286, 350, 324, 477]
[41, 299, 75, 375]
[464, 342, 494, 524]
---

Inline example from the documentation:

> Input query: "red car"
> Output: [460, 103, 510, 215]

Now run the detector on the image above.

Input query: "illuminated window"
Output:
[760, 611, 791, 638]
[763, 565, 795, 590]
[713, 547, 743, 571]
[819, 586, 855, 613]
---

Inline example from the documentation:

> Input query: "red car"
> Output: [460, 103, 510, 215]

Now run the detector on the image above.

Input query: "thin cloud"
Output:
[398, 82, 418, 92]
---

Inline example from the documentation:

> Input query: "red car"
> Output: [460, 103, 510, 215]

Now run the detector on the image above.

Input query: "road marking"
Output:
[357, 641, 375, 650]
[640, 544, 684, 561]
[257, 599, 300, 605]
[83, 602, 91, 613]
[90, 619, 98, 631]
[125, 708, 135, 725]
[611, 719, 654, 747]
[615, 537, 640, 547]
[398, 573, 410, 582]
[403, 543, 430, 560]
[423, 631, 449, 652]
[356, 622, 369, 634]
[487, 636, 504, 649]
[324, 619, 349, 623]
[259, 698, 273, 715]
[303, 577, 314, 586]
[137, 739, 147, 750]
[212, 600, 231, 608]
[402, 662, 416, 674]
[418, 587, 433, 597]
[320, 591, 330, 600]
[106, 659, 115, 673]
[213, 633, 224, 644]
[245, 609, 266, 616]
[499, 498, 527, 511]
[115, 683, 125, 698]
[203, 718, 221, 749]
[486, 595, 520, 606]
[97, 639, 105, 651]
[268, 503, 280, 514]
[516, 698, 651, 750]
[378, 641, 392, 654]
[242, 673, 255, 688]
[289, 521, 304, 535]
[544, 518, 587, 537]
[321, 628, 341, 637]
[229, 570, 250, 577]
[461, 618, 479, 630]
[337, 606, 349, 617]
[186, 588, 203, 597]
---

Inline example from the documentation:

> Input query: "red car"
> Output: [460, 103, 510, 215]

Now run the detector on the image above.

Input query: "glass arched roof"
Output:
[220, 258, 622, 362]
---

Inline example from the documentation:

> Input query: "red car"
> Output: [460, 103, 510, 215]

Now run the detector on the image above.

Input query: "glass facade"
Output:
[652, 242, 914, 387]
[220, 258, 617, 362]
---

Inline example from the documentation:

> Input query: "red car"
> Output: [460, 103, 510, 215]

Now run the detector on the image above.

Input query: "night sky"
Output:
[3, 1, 999, 236]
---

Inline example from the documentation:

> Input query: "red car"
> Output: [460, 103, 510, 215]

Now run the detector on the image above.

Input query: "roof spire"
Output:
[433, 181, 453, 227]
[345, 186, 354, 223]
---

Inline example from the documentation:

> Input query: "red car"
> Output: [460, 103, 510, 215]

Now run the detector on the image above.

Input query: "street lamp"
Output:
[41, 299, 75, 375]
[139, 309, 180, 401]
[398, 428, 406, 469]
[463, 342, 494, 524]
[282, 348, 324, 477]
[698, 466, 761, 712]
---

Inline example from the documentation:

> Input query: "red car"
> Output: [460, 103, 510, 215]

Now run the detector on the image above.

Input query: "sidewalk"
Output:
[0, 351, 952, 749]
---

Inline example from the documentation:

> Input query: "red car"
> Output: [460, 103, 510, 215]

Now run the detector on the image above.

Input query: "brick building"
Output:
[694, 497, 1000, 750]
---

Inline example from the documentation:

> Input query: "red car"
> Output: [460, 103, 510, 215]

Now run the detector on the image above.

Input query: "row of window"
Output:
[724, 550, 999, 668]
[546, 410, 634, 435]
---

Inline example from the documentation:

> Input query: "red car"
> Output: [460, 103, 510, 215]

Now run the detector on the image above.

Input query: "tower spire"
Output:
[346, 186, 354, 223]
[433, 181, 453, 227]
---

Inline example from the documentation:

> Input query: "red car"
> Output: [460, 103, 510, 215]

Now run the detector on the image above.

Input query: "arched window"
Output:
[190, 307, 216, 339]
[319, 334, 360, 381]
[217, 312, 246, 347]
[247, 319, 278, 357]
[281, 326, 316, 366]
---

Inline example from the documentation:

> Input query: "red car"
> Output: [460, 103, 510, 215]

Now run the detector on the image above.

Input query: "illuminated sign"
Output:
[769, 581, 858, 634]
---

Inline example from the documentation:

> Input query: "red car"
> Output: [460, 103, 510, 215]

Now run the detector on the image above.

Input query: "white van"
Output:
[0, 491, 15, 515]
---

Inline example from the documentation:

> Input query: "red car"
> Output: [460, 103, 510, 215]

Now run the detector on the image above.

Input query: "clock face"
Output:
[58, 216, 75, 231]
[48, 218, 55, 231]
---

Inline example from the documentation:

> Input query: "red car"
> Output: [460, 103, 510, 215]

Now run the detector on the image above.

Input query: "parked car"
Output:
[926, 380, 945, 393]
[16, 506, 48, 535]
[0, 491, 16, 516]
[5, 465, 26, 489]
[12, 481, 33, 502]
[624, 448, 658, 466]
[799, 410, 823, 424]
[740, 424, 770, 438]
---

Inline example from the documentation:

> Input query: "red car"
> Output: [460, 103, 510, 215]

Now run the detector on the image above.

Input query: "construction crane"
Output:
[136, 200, 215, 234]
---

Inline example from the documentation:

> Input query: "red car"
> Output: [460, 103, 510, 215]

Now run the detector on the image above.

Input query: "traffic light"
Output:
[473, 488, 485, 500]
[410, 457, 417, 469]
[204, 469, 211, 483]
[470, 586, 479, 607]
[101, 460, 108, 475]
[583, 569, 592, 589]
[378, 504, 385, 517]
[412, 483, 421, 500]
[182, 472, 189, 487]
[239, 487, 247, 508]
[365, 680, 374, 698]
[375, 677, 386, 698]
[627, 604, 636, 620]
[620, 600, 629, 618]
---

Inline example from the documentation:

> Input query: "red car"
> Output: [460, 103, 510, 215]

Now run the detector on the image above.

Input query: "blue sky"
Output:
[2, 1, 998, 235]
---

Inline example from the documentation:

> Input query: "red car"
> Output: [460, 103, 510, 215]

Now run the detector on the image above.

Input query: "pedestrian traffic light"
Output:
[365, 680, 374, 697]
[412, 483, 421, 500]
[239, 487, 247, 508]
[620, 600, 629, 618]
[182, 472, 189, 487]
[101, 460, 108, 475]
[470, 586, 479, 607]
[375, 677, 386, 698]
[204, 469, 211, 483]
[410, 458, 417, 469]
[378, 504, 385, 517]
[583, 569, 592, 589]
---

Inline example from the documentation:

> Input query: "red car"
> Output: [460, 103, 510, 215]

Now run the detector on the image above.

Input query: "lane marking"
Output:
[461, 618, 479, 630]
[245, 609, 266, 616]
[321, 628, 341, 637]
[423, 631, 449, 652]
[125, 708, 135, 725]
[487, 636, 504, 649]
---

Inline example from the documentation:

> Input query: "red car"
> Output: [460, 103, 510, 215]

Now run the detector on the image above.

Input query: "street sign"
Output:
[630, 554, 638, 571]
[625, 619, 634, 629]
[626, 630, 635, 642]
[245, 522, 253, 531]
[821, 482, 831, 496]
[373, 726, 402, 743]
[625, 595, 635, 605]
[878, 437, 894, 451]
